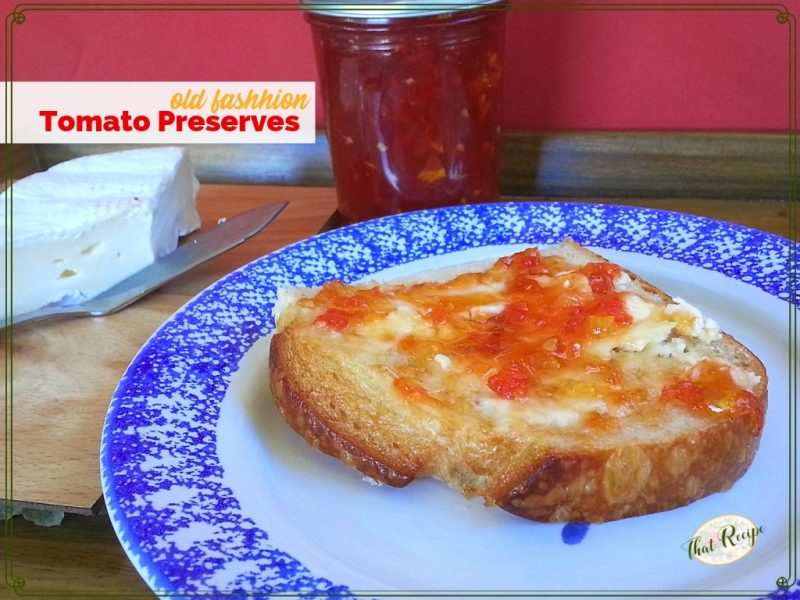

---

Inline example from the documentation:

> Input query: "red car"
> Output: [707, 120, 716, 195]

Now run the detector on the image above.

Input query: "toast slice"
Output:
[269, 240, 767, 522]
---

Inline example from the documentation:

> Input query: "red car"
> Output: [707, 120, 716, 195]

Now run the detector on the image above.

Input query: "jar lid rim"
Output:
[302, 0, 506, 18]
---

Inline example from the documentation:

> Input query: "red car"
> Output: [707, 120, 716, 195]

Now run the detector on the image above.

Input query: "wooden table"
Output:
[2, 186, 791, 597]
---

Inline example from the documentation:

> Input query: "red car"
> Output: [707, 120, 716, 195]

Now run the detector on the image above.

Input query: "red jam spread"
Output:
[311, 281, 390, 330]
[660, 360, 764, 435]
[307, 7, 506, 223]
[307, 249, 759, 425]
[393, 377, 440, 406]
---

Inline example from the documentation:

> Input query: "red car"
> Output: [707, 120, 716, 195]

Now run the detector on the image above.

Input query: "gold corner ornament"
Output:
[776, 9, 792, 24]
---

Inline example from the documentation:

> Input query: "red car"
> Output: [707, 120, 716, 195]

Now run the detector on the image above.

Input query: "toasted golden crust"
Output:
[270, 332, 419, 487]
[494, 412, 763, 522]
[268, 241, 768, 523]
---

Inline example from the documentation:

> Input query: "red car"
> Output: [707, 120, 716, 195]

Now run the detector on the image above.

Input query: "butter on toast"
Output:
[269, 240, 767, 523]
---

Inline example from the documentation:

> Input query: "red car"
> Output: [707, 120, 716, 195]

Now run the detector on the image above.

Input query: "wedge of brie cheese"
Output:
[1, 147, 201, 315]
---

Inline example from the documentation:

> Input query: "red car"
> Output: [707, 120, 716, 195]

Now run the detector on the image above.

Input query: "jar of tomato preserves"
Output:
[304, 0, 508, 223]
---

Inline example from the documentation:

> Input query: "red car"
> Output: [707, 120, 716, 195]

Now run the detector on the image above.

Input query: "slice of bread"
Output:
[269, 239, 767, 523]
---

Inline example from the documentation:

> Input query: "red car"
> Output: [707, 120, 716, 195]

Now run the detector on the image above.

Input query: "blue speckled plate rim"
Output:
[99, 201, 795, 597]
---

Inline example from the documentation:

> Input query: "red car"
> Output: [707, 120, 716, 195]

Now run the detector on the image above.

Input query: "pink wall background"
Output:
[2, 0, 791, 131]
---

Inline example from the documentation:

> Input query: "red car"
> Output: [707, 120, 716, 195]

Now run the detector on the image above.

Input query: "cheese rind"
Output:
[1, 147, 201, 315]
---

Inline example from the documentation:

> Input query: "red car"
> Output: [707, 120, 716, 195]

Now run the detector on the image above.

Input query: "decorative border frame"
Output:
[2, 2, 797, 598]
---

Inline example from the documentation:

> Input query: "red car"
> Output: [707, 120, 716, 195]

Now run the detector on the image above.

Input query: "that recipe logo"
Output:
[4, 81, 316, 144]
[683, 514, 764, 565]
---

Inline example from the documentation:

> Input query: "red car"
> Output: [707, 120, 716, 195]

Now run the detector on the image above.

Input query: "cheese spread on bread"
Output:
[275, 245, 763, 435]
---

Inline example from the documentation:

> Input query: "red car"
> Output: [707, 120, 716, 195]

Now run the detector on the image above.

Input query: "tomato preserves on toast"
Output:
[269, 240, 767, 522]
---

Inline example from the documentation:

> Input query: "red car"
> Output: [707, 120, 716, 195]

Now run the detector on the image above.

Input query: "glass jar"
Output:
[305, 0, 508, 223]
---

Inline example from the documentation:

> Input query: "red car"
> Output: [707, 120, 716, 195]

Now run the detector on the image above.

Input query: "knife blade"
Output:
[7, 201, 287, 328]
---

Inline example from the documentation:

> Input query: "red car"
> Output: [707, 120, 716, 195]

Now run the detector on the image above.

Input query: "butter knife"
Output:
[6, 201, 287, 328]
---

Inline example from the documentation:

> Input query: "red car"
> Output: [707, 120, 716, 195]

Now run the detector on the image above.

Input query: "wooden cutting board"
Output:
[2, 184, 337, 513]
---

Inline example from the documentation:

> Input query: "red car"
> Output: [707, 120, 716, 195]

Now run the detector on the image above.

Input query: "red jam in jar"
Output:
[305, 1, 508, 223]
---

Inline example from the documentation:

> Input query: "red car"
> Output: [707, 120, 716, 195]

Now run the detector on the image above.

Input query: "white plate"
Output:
[101, 202, 795, 598]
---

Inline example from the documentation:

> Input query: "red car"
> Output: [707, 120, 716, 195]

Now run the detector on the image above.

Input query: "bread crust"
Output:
[494, 413, 763, 522]
[268, 242, 768, 523]
[270, 332, 419, 487]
